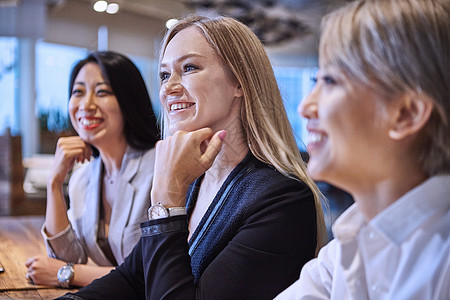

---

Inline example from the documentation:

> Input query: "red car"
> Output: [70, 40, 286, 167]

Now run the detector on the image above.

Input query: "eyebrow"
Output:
[73, 81, 110, 87]
[160, 53, 204, 67]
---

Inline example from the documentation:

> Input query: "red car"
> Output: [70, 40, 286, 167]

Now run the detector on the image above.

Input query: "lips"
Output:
[79, 117, 102, 130]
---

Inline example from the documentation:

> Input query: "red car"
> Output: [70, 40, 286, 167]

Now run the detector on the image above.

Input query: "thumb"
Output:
[199, 130, 227, 169]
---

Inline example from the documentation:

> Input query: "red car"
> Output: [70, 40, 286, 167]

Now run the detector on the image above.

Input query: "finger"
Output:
[190, 128, 215, 144]
[85, 144, 93, 161]
[200, 130, 227, 168]
[78, 143, 92, 162]
[66, 145, 89, 164]
[25, 257, 35, 267]
[73, 142, 91, 163]
[56, 144, 87, 162]
[75, 153, 86, 164]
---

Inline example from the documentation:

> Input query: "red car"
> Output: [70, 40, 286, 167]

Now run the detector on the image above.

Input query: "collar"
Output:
[333, 175, 450, 244]
[103, 146, 142, 183]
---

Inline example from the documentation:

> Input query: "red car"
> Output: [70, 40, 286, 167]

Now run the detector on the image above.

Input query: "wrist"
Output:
[151, 176, 190, 206]
[47, 175, 65, 189]
[150, 188, 187, 208]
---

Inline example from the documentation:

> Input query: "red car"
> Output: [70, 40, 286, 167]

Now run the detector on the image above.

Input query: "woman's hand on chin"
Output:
[151, 128, 227, 207]
[48, 136, 92, 186]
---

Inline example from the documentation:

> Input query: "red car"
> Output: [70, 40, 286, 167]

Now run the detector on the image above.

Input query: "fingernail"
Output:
[218, 130, 227, 141]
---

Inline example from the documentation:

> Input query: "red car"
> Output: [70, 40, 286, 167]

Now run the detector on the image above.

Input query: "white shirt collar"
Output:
[333, 175, 450, 244]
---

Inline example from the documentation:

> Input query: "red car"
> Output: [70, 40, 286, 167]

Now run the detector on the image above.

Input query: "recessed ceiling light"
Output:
[93, 0, 107, 12]
[166, 18, 178, 29]
[106, 3, 119, 14]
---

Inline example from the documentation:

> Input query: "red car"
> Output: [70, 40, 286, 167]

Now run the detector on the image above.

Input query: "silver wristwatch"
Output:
[57, 263, 74, 288]
[148, 202, 186, 220]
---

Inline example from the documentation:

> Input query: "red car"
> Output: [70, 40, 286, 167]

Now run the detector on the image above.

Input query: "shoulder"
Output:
[69, 156, 99, 187]
[276, 240, 339, 299]
[239, 157, 313, 201]
[122, 147, 156, 185]
[302, 239, 340, 288]
[126, 147, 156, 170]
[140, 147, 156, 166]
[230, 157, 315, 222]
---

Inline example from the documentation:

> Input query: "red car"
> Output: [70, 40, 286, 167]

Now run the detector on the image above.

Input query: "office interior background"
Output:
[0, 0, 353, 238]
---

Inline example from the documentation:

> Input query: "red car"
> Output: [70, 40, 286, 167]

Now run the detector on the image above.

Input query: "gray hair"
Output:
[320, 0, 450, 175]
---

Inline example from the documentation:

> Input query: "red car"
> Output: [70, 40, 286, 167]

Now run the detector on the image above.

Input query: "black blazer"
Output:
[59, 153, 317, 300]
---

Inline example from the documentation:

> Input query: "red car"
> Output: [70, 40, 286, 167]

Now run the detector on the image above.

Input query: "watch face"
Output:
[148, 203, 169, 220]
[58, 265, 73, 281]
[60, 267, 71, 280]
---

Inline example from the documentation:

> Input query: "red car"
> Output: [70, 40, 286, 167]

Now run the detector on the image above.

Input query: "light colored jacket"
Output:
[42, 147, 156, 266]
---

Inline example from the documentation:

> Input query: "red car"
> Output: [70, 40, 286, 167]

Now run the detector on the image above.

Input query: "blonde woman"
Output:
[59, 15, 326, 299]
[277, 0, 449, 299]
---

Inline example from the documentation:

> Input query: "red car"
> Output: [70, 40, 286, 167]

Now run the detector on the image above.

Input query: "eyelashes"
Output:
[322, 75, 336, 85]
[70, 89, 113, 97]
[160, 63, 200, 82]
[160, 72, 169, 81]
[310, 75, 336, 85]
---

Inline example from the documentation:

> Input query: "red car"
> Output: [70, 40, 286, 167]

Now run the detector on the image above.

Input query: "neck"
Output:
[351, 166, 428, 221]
[98, 139, 128, 178]
[204, 130, 249, 185]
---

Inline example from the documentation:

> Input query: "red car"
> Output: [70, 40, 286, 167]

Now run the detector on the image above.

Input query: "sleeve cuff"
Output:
[140, 215, 188, 238]
[41, 223, 72, 241]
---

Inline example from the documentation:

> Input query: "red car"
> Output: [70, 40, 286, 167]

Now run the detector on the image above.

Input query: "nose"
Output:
[79, 92, 96, 112]
[161, 74, 183, 96]
[298, 86, 318, 119]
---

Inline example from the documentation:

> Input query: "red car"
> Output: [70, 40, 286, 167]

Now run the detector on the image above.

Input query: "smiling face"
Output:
[299, 66, 394, 190]
[69, 62, 125, 148]
[159, 26, 243, 135]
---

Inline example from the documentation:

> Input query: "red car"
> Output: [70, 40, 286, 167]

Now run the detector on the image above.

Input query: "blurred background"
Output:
[0, 0, 353, 239]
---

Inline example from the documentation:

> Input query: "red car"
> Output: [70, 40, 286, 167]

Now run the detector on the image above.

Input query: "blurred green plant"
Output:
[38, 108, 73, 133]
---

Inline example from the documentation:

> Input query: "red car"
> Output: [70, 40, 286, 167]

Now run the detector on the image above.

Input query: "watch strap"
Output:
[168, 207, 186, 217]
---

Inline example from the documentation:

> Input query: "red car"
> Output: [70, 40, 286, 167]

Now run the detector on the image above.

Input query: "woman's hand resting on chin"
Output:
[151, 128, 227, 207]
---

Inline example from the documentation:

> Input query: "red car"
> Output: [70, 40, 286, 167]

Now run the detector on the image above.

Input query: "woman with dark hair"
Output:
[25, 51, 160, 287]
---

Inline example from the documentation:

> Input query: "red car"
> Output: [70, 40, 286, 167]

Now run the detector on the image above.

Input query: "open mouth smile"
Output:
[79, 117, 102, 129]
[170, 103, 195, 112]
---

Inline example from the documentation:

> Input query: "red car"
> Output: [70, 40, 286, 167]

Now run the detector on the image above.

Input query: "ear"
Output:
[234, 84, 244, 98]
[388, 94, 433, 140]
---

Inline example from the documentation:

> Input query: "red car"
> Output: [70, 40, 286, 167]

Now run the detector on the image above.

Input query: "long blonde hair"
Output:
[159, 15, 328, 252]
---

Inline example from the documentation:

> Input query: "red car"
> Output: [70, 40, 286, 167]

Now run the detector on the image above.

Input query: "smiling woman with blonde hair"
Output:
[159, 15, 327, 251]
[58, 15, 326, 300]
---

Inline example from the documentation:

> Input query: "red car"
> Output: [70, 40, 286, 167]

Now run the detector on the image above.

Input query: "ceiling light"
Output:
[106, 3, 119, 14]
[93, 0, 107, 12]
[166, 18, 178, 29]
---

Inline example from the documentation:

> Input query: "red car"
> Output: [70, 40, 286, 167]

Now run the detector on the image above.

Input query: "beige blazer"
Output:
[42, 147, 155, 266]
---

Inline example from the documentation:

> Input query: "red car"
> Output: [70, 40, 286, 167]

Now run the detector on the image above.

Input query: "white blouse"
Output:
[276, 175, 450, 300]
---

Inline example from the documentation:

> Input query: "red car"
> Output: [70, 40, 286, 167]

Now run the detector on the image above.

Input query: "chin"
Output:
[80, 133, 97, 145]
[169, 123, 199, 135]
[306, 159, 328, 181]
